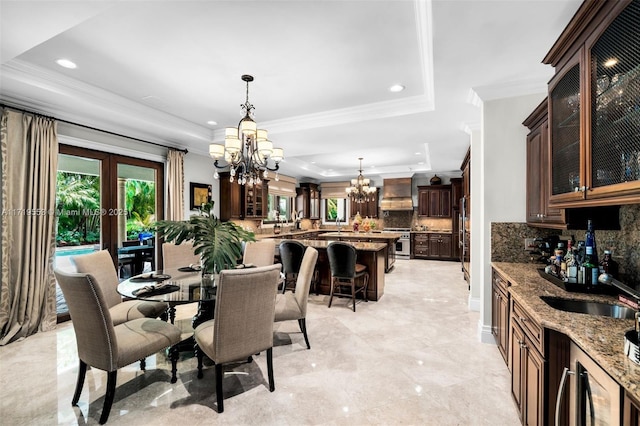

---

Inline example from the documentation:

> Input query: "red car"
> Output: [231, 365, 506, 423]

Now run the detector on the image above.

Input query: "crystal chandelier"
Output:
[346, 158, 376, 203]
[209, 75, 284, 185]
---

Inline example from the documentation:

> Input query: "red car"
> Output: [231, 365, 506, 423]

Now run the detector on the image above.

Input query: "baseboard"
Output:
[479, 321, 494, 344]
[468, 294, 480, 312]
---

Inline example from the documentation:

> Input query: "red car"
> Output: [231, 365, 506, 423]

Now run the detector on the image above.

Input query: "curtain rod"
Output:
[0, 103, 189, 154]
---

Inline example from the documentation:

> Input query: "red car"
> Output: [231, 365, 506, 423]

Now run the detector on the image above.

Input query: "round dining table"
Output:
[117, 266, 217, 327]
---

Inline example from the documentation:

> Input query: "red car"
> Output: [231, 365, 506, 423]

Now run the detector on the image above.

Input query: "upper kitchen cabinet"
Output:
[350, 188, 379, 218]
[524, 99, 566, 228]
[418, 185, 451, 218]
[545, 0, 640, 208]
[219, 172, 269, 220]
[296, 183, 320, 220]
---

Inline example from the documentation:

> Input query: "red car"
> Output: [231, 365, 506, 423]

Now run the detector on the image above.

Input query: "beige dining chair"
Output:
[242, 239, 276, 267]
[72, 250, 168, 325]
[194, 263, 281, 413]
[55, 269, 182, 424]
[162, 241, 200, 270]
[274, 246, 318, 349]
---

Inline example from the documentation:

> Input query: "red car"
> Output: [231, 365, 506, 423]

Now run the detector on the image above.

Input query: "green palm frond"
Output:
[154, 202, 255, 273]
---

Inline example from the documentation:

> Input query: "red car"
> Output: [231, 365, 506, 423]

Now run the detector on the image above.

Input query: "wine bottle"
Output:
[585, 219, 599, 266]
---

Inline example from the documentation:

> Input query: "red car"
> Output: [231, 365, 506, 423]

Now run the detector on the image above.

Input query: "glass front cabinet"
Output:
[547, 0, 640, 208]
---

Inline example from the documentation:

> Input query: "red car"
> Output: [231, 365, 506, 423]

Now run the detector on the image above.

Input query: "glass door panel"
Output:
[116, 163, 158, 278]
[55, 153, 103, 319]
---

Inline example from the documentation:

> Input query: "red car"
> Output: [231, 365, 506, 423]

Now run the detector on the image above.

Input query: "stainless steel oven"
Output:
[383, 228, 411, 259]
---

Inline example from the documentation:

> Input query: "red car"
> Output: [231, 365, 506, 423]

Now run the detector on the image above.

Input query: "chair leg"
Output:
[215, 363, 224, 413]
[266, 347, 275, 392]
[364, 273, 369, 302]
[328, 277, 335, 308]
[139, 358, 146, 371]
[99, 371, 117, 424]
[298, 318, 310, 349]
[196, 343, 204, 379]
[72, 360, 87, 405]
[351, 278, 356, 312]
[170, 346, 179, 384]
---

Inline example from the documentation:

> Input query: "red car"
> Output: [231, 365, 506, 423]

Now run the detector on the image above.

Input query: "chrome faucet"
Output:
[336, 217, 342, 234]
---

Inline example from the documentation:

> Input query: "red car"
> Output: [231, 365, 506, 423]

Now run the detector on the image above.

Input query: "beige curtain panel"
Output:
[0, 108, 59, 345]
[166, 149, 185, 221]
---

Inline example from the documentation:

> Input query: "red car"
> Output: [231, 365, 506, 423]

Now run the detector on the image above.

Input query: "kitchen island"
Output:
[317, 231, 401, 272]
[267, 238, 387, 301]
[492, 262, 640, 424]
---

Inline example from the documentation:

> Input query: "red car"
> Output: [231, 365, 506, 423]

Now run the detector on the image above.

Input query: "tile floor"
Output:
[0, 259, 520, 425]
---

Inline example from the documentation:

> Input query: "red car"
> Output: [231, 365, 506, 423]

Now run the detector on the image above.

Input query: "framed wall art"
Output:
[190, 182, 212, 210]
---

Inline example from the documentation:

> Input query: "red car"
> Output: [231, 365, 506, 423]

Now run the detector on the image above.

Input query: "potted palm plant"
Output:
[154, 202, 255, 273]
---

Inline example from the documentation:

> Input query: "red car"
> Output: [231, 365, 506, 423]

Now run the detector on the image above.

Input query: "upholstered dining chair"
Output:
[274, 246, 318, 349]
[242, 239, 276, 267]
[278, 239, 306, 293]
[194, 263, 281, 413]
[72, 250, 168, 325]
[327, 241, 369, 312]
[162, 241, 200, 270]
[54, 269, 182, 424]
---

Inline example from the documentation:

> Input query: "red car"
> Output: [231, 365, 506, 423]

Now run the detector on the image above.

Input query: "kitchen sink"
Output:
[540, 296, 636, 319]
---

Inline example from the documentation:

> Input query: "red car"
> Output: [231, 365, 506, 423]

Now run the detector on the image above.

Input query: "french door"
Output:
[55, 145, 164, 320]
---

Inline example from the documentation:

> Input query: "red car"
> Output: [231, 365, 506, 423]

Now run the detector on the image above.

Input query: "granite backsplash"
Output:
[492, 204, 640, 288]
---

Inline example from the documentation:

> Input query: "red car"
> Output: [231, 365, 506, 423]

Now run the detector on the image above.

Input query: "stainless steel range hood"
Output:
[380, 178, 414, 211]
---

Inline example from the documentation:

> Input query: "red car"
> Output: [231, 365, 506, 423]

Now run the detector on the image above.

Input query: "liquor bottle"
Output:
[563, 240, 577, 282]
[582, 251, 598, 286]
[585, 219, 599, 266]
[600, 250, 619, 278]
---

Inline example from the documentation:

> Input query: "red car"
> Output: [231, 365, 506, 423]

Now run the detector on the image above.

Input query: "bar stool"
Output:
[327, 241, 369, 312]
[279, 240, 306, 293]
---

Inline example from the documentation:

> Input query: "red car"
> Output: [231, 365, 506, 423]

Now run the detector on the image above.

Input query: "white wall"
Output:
[472, 92, 546, 343]
[182, 153, 219, 220]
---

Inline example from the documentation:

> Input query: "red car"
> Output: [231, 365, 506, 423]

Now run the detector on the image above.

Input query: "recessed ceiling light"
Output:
[207, 120, 217, 126]
[415, 152, 421, 155]
[389, 84, 405, 93]
[604, 58, 618, 67]
[56, 59, 77, 69]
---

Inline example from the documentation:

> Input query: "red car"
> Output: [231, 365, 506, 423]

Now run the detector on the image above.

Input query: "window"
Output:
[323, 198, 348, 224]
[266, 194, 292, 222]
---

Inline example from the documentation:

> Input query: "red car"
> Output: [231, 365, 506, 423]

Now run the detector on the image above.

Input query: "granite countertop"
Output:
[255, 229, 326, 240]
[319, 232, 402, 240]
[263, 237, 387, 252]
[492, 262, 640, 400]
[410, 230, 453, 234]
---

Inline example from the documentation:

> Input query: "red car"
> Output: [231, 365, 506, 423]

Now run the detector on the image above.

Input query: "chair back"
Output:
[242, 240, 276, 267]
[71, 250, 122, 309]
[54, 269, 118, 372]
[213, 264, 281, 364]
[162, 241, 200, 270]
[279, 240, 306, 275]
[327, 242, 357, 279]
[293, 247, 318, 316]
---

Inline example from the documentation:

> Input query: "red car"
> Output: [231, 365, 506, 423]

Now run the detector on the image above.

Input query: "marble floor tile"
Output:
[0, 259, 520, 425]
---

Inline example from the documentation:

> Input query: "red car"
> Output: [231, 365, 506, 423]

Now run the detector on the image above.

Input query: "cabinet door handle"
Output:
[555, 367, 575, 426]
[519, 316, 527, 322]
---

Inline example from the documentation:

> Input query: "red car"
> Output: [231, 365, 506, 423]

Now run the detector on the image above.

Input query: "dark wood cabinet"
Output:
[411, 233, 452, 260]
[491, 268, 509, 364]
[296, 183, 320, 220]
[417, 185, 451, 218]
[510, 297, 545, 426]
[625, 391, 640, 426]
[544, 0, 640, 208]
[350, 188, 378, 218]
[219, 172, 268, 221]
[524, 99, 565, 228]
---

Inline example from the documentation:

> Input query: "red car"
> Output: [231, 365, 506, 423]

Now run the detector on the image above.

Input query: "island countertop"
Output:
[264, 237, 387, 252]
[318, 231, 402, 240]
[492, 262, 640, 401]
